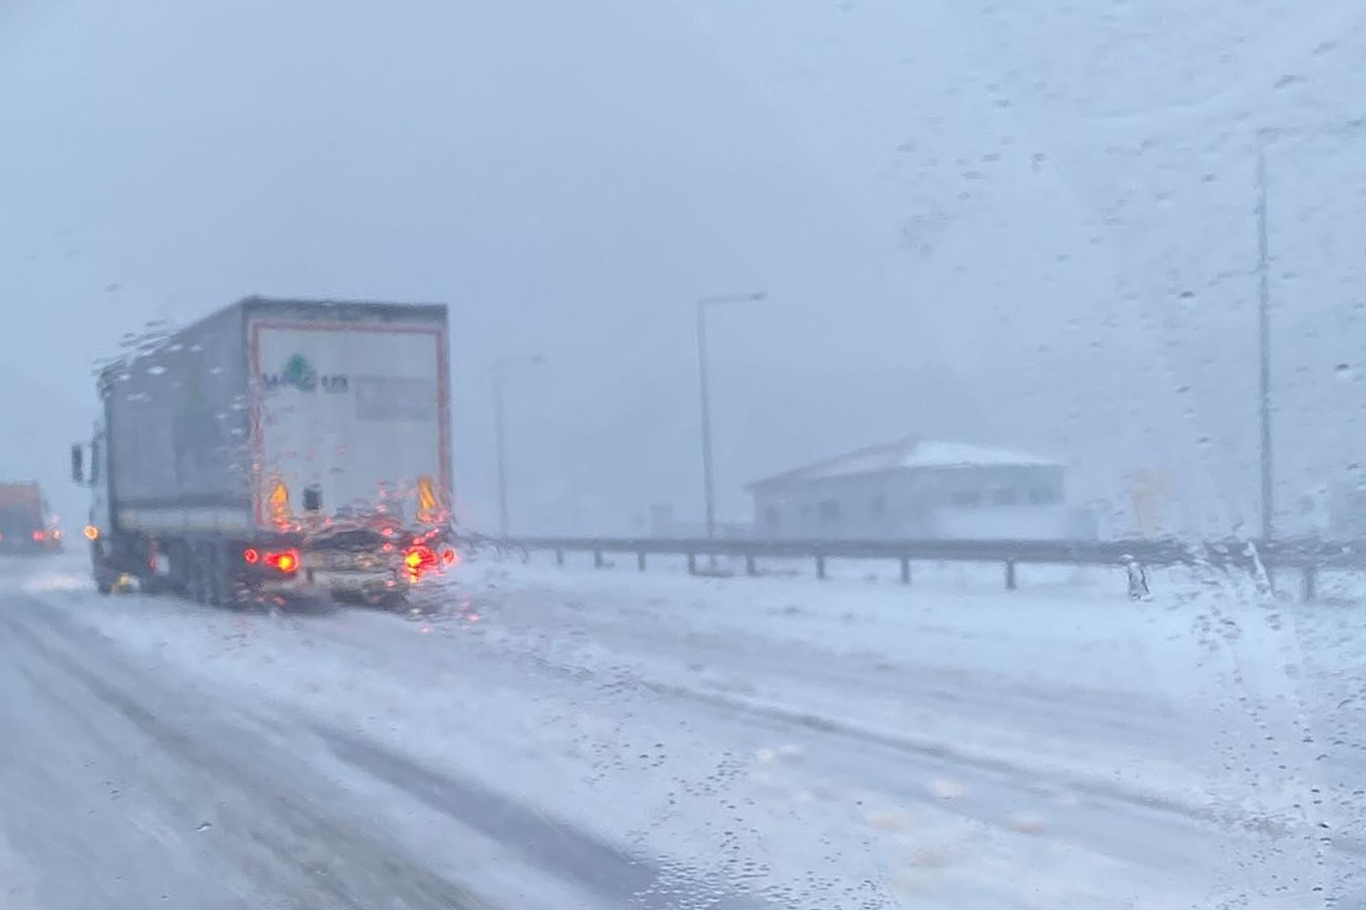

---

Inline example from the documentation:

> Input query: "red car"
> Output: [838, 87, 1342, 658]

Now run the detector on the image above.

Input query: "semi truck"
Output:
[0, 482, 61, 552]
[71, 297, 454, 605]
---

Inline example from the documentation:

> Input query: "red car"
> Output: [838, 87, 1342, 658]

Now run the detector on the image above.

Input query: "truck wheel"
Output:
[377, 591, 408, 610]
[91, 543, 113, 595]
[208, 546, 227, 608]
[190, 548, 209, 604]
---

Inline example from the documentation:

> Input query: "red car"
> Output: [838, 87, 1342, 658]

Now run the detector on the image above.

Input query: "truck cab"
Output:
[72, 422, 115, 587]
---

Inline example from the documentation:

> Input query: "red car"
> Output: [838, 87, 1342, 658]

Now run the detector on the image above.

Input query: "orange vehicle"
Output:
[0, 482, 62, 553]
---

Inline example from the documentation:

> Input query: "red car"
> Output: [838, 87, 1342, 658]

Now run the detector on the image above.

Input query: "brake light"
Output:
[441, 546, 457, 566]
[31, 530, 45, 542]
[243, 547, 260, 565]
[264, 549, 300, 573]
[404, 545, 437, 580]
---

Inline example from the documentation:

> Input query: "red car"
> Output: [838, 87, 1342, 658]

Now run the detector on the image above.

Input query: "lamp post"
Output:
[1255, 132, 1273, 546]
[493, 354, 544, 539]
[1251, 118, 1366, 565]
[696, 291, 765, 541]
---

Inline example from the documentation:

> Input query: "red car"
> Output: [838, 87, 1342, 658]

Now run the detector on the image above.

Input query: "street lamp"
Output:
[696, 291, 765, 540]
[1251, 117, 1366, 572]
[493, 354, 544, 539]
[1255, 131, 1273, 546]
[1253, 120, 1366, 548]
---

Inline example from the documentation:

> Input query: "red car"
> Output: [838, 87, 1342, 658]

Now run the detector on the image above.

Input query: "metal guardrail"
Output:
[456, 534, 1366, 601]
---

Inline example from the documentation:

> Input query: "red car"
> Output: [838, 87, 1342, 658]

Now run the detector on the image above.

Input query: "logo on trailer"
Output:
[261, 354, 348, 393]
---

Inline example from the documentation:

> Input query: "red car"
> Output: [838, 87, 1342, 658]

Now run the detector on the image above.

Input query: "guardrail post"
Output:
[745, 554, 756, 577]
[555, 548, 564, 566]
[636, 551, 646, 572]
[1301, 565, 1317, 603]
[687, 552, 697, 575]
[899, 556, 911, 585]
[815, 553, 826, 580]
[1005, 559, 1017, 590]
[594, 549, 604, 569]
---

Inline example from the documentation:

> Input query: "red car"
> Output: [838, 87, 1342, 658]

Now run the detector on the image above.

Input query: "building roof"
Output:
[747, 436, 1063, 490]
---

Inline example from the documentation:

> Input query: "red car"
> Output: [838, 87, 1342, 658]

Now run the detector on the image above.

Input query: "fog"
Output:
[3, 0, 1365, 538]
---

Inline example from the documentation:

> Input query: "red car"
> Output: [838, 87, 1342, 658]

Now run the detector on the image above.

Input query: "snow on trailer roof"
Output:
[747, 436, 1062, 489]
[97, 297, 449, 382]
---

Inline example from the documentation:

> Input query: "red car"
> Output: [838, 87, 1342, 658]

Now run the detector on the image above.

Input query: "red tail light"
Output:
[264, 549, 300, 574]
[441, 546, 457, 566]
[404, 545, 437, 580]
[243, 547, 260, 564]
[31, 530, 45, 542]
[404, 545, 434, 569]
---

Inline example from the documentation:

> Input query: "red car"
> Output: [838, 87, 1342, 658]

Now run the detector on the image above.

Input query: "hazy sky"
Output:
[3, 0, 1365, 536]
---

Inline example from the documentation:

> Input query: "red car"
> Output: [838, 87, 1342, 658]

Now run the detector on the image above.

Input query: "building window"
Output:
[764, 506, 781, 530]
[870, 494, 887, 517]
[818, 499, 841, 522]
[950, 489, 981, 508]
[991, 487, 1019, 507]
[1028, 486, 1060, 504]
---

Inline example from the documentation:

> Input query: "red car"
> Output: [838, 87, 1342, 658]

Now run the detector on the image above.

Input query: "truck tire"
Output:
[379, 591, 408, 610]
[190, 546, 209, 605]
[90, 544, 113, 595]
[208, 545, 227, 608]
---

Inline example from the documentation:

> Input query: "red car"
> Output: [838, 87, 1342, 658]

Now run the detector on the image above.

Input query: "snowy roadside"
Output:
[20, 548, 1341, 824]
[16, 550, 1346, 908]
[428, 553, 1358, 902]
[433, 553, 1323, 821]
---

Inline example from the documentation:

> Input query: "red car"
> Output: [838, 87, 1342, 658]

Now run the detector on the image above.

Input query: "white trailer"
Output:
[73, 297, 454, 605]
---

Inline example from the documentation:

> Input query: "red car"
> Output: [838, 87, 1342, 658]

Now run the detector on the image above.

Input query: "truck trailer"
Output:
[0, 482, 61, 552]
[72, 297, 454, 605]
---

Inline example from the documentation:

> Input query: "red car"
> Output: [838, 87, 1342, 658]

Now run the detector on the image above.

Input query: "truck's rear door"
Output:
[248, 307, 450, 535]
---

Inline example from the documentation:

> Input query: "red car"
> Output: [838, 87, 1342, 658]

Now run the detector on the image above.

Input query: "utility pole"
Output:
[696, 292, 765, 541]
[493, 355, 544, 539]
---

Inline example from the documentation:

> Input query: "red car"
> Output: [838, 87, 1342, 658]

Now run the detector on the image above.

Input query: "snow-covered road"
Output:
[0, 586, 500, 909]
[5, 550, 1361, 908]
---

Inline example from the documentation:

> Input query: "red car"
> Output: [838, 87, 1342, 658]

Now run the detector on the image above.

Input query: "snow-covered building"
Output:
[747, 436, 1072, 541]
